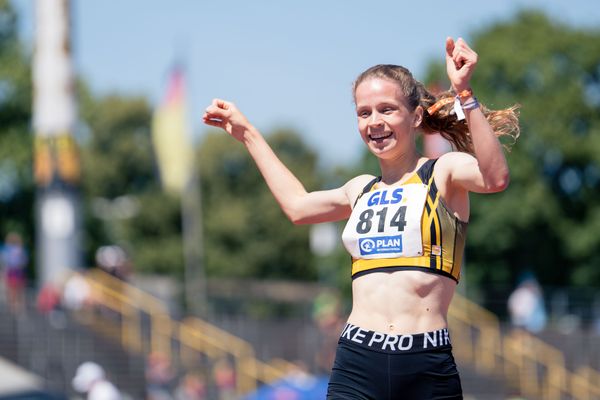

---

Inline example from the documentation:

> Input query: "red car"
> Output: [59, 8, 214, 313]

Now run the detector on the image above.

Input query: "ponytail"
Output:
[418, 85, 520, 154]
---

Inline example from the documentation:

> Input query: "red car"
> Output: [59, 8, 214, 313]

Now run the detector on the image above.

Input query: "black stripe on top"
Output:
[450, 222, 458, 278]
[429, 213, 438, 269]
[416, 159, 437, 183]
[353, 176, 381, 207]
[419, 159, 441, 270]
[352, 265, 458, 283]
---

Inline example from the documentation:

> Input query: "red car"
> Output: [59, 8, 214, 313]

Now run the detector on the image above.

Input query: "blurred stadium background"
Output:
[0, 0, 599, 399]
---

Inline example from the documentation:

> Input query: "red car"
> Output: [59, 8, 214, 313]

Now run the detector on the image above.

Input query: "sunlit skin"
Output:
[202, 37, 510, 335]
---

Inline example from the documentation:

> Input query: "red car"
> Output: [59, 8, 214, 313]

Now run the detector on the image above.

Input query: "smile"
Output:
[368, 131, 393, 141]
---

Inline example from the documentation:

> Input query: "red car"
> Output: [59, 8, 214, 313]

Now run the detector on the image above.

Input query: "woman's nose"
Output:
[369, 112, 384, 127]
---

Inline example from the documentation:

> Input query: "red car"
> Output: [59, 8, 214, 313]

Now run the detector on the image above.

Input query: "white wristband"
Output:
[453, 97, 465, 121]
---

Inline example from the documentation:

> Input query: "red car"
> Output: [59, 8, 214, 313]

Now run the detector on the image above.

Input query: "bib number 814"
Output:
[356, 206, 407, 234]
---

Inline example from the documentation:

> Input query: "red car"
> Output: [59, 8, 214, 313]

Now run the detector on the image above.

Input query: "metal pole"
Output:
[181, 169, 207, 317]
[33, 0, 81, 287]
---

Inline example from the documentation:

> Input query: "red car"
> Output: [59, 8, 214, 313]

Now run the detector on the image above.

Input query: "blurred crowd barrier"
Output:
[448, 293, 600, 399]
[69, 268, 600, 399]
[2, 266, 600, 399]
[76, 268, 306, 399]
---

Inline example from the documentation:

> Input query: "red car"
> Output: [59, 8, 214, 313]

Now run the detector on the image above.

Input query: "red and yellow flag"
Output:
[152, 67, 194, 195]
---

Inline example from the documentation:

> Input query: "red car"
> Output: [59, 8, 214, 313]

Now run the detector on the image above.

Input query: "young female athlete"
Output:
[203, 37, 519, 399]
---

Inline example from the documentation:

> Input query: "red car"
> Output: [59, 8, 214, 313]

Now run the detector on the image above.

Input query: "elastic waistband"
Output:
[339, 323, 452, 354]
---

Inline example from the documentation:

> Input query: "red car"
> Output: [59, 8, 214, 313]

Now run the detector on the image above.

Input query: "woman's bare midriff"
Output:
[347, 269, 457, 334]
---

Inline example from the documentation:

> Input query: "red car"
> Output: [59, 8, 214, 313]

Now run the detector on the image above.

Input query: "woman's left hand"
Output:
[445, 37, 478, 93]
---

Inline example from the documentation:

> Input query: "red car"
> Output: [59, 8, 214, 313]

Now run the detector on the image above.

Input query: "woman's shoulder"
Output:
[346, 174, 379, 190]
[343, 174, 379, 203]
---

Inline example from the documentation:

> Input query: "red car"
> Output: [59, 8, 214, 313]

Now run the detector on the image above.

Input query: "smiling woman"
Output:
[203, 37, 520, 399]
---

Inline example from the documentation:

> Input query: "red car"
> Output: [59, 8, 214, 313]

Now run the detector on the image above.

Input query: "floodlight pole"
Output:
[181, 169, 208, 317]
[33, 0, 81, 286]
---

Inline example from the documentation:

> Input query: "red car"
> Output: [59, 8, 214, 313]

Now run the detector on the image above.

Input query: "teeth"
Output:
[370, 132, 392, 140]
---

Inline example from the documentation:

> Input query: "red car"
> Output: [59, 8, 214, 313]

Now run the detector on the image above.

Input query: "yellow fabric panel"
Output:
[350, 159, 466, 283]
[432, 210, 442, 270]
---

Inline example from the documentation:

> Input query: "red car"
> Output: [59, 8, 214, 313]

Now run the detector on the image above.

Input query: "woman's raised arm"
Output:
[439, 37, 510, 194]
[203, 98, 365, 224]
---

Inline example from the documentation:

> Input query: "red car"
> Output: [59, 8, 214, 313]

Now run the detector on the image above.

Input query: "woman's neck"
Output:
[378, 150, 422, 185]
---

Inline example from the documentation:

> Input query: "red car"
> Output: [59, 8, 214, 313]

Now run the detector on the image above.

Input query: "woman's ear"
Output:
[413, 106, 424, 128]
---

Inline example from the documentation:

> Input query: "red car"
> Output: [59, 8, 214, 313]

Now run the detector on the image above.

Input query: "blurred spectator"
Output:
[63, 270, 93, 311]
[37, 282, 66, 328]
[213, 358, 236, 400]
[95, 245, 131, 281]
[508, 273, 547, 334]
[174, 372, 207, 400]
[72, 361, 122, 400]
[37, 282, 61, 315]
[145, 352, 175, 400]
[0, 232, 28, 313]
[312, 291, 344, 374]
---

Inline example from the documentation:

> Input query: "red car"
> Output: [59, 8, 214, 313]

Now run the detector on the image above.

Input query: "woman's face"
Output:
[354, 78, 421, 160]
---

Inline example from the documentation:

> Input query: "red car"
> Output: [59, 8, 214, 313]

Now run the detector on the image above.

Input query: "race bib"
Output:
[342, 184, 428, 259]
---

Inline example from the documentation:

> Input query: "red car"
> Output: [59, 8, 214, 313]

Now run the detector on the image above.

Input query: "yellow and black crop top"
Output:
[341, 159, 467, 283]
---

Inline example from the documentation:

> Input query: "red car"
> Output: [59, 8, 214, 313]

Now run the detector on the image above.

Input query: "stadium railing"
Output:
[79, 268, 600, 399]
[79, 269, 293, 396]
[448, 293, 600, 399]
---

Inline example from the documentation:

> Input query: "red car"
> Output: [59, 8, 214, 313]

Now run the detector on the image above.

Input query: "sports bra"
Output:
[341, 159, 467, 282]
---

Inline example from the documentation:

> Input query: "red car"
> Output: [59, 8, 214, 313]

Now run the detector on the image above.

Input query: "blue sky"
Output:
[11, 0, 600, 167]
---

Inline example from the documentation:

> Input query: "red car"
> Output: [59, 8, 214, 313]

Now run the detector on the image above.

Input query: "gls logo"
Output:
[367, 189, 403, 207]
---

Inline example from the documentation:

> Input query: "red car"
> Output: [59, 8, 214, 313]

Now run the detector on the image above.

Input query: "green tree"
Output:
[79, 88, 183, 275]
[421, 11, 600, 289]
[198, 129, 321, 281]
[0, 0, 34, 261]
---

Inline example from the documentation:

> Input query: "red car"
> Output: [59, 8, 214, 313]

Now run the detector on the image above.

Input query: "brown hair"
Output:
[352, 64, 520, 154]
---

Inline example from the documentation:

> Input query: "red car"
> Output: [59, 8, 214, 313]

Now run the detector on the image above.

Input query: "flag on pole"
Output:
[152, 67, 194, 195]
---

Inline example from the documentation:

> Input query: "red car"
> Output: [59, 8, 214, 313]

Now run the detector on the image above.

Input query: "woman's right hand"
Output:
[203, 98, 253, 143]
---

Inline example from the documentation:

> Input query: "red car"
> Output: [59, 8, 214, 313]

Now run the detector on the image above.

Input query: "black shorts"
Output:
[327, 324, 463, 400]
